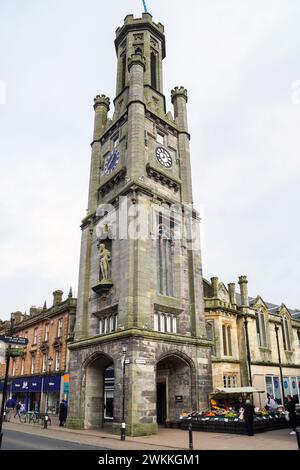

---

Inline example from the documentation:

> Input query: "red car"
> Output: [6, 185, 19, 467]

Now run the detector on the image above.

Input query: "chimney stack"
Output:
[238, 276, 249, 307]
[228, 283, 236, 306]
[211, 277, 219, 298]
[53, 290, 63, 306]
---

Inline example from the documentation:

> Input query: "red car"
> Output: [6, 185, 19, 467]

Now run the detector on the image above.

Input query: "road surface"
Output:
[2, 428, 108, 450]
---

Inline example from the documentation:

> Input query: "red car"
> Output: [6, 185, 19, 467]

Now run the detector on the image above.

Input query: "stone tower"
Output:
[68, 12, 212, 436]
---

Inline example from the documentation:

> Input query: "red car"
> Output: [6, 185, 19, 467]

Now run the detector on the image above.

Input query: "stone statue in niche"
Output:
[97, 242, 112, 282]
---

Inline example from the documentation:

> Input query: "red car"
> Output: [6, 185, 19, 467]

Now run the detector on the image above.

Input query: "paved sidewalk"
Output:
[3, 420, 298, 450]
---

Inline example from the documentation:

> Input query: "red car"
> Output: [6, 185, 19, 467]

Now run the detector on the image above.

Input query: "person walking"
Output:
[243, 399, 255, 436]
[59, 400, 67, 427]
[14, 400, 22, 418]
[286, 395, 297, 435]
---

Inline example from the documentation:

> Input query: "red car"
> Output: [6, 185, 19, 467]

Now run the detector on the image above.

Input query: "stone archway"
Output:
[156, 352, 195, 423]
[84, 353, 114, 429]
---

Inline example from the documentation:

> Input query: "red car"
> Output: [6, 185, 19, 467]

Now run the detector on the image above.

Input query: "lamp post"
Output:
[120, 346, 127, 441]
[0, 318, 15, 449]
[46, 356, 53, 413]
[274, 325, 285, 405]
[43, 356, 53, 429]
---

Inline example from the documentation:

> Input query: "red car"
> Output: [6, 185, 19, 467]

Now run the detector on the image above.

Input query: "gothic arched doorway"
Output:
[156, 353, 195, 424]
[84, 353, 114, 429]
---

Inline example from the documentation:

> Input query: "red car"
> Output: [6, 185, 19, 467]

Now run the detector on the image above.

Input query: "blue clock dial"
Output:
[104, 149, 120, 175]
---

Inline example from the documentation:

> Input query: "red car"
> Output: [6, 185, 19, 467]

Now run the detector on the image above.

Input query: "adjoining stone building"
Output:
[0, 289, 76, 413]
[67, 12, 212, 436]
[204, 276, 300, 406]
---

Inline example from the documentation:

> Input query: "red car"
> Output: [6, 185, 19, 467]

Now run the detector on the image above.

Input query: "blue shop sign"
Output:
[11, 376, 43, 393]
[43, 374, 61, 392]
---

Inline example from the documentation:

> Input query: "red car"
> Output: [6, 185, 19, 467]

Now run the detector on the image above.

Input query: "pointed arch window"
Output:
[222, 324, 232, 357]
[282, 316, 291, 351]
[121, 53, 126, 90]
[156, 213, 174, 297]
[255, 310, 268, 347]
[151, 52, 157, 89]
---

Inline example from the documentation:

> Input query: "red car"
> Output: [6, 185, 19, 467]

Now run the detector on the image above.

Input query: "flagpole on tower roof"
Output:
[142, 0, 148, 13]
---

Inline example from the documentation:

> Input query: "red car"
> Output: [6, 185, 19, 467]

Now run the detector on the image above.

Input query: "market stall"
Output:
[180, 387, 300, 435]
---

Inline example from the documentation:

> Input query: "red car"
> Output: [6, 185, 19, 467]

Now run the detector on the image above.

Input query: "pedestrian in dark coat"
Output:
[286, 395, 297, 435]
[59, 400, 67, 427]
[243, 399, 255, 436]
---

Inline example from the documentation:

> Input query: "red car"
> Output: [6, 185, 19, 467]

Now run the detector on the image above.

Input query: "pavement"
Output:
[3, 417, 299, 450]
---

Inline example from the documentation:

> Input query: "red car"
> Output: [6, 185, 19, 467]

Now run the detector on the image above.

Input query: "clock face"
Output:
[156, 147, 172, 168]
[104, 149, 120, 175]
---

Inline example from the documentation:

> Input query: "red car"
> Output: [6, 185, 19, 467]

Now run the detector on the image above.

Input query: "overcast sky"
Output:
[0, 0, 299, 320]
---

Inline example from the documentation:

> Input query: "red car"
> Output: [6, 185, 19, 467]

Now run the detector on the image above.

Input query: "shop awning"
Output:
[210, 387, 265, 398]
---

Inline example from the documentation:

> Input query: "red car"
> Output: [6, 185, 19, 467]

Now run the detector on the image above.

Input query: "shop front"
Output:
[180, 386, 300, 434]
[11, 376, 43, 411]
[43, 374, 61, 414]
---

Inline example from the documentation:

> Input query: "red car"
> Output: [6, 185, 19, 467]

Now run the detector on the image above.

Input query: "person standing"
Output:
[243, 399, 255, 436]
[286, 395, 297, 435]
[59, 400, 67, 427]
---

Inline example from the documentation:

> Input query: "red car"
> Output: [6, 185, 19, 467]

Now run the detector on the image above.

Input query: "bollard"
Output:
[120, 422, 126, 441]
[188, 422, 193, 450]
[43, 414, 49, 429]
[296, 427, 300, 451]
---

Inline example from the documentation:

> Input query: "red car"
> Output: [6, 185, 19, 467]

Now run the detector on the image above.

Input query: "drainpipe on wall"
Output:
[243, 316, 253, 387]
[274, 324, 285, 405]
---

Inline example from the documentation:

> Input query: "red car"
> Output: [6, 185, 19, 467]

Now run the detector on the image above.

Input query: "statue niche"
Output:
[98, 242, 112, 283]
[92, 240, 113, 294]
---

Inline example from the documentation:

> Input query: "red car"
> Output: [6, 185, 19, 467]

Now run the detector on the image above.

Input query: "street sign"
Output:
[0, 335, 28, 346]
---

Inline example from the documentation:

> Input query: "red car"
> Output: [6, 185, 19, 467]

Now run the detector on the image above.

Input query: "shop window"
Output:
[291, 377, 299, 404]
[272, 376, 282, 405]
[265, 376, 273, 397]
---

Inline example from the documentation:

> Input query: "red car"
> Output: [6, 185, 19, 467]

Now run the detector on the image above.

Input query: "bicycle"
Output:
[19, 410, 38, 424]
